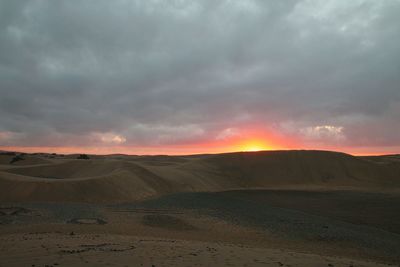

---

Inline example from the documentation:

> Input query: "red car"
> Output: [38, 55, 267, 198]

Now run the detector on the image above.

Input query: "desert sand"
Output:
[0, 150, 399, 266]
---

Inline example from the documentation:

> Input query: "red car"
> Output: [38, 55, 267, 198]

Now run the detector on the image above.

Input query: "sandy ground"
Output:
[0, 232, 393, 267]
[1, 190, 400, 267]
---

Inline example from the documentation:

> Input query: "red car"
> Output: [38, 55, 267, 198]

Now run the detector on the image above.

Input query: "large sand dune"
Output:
[0, 150, 399, 203]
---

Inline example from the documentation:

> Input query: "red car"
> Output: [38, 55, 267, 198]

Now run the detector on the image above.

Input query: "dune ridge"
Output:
[0, 150, 399, 203]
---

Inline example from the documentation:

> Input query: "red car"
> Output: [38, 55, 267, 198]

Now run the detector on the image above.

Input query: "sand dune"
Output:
[0, 160, 173, 203]
[1, 150, 400, 266]
[196, 150, 400, 187]
[0, 153, 51, 167]
[0, 150, 399, 203]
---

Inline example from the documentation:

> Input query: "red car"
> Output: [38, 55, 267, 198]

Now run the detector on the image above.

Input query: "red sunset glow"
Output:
[2, 126, 398, 156]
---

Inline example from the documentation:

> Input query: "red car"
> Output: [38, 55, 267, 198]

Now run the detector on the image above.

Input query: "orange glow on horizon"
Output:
[0, 137, 280, 156]
[0, 144, 398, 156]
[1, 127, 398, 156]
[236, 139, 274, 152]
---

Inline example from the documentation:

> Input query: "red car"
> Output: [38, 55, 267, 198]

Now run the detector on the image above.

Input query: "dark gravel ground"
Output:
[2, 190, 400, 263]
[120, 190, 400, 263]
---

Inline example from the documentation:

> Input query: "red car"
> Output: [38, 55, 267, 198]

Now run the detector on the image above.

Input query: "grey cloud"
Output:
[0, 0, 399, 150]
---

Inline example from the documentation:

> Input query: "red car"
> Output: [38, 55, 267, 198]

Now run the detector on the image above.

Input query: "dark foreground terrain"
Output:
[1, 189, 400, 266]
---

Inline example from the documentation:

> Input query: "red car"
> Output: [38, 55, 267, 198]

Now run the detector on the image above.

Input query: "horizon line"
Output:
[1, 148, 398, 157]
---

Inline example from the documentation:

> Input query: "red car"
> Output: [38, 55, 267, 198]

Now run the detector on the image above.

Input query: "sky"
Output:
[0, 0, 399, 155]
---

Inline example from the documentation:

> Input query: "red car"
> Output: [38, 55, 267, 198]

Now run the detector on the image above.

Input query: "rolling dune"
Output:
[0, 150, 399, 203]
[197, 150, 400, 187]
[0, 154, 51, 166]
[0, 160, 173, 203]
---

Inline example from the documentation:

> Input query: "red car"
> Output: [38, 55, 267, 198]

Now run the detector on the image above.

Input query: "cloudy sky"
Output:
[0, 0, 399, 155]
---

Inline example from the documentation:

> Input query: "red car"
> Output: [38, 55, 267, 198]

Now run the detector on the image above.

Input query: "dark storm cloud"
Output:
[0, 0, 399, 149]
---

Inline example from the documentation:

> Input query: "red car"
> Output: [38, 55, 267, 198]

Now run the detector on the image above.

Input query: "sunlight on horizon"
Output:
[237, 139, 272, 152]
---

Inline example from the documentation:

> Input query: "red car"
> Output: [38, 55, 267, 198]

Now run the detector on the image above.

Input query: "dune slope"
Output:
[0, 150, 399, 203]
